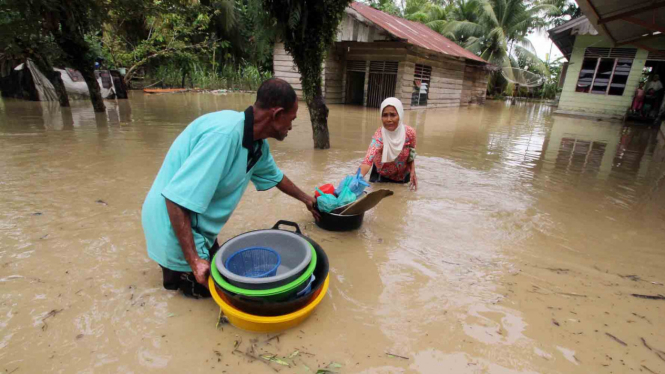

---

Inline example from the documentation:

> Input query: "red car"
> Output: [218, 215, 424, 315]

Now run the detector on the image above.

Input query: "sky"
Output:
[528, 30, 564, 62]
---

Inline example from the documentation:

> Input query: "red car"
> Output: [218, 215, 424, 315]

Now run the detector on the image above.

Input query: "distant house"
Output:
[549, 14, 665, 121]
[273, 2, 490, 109]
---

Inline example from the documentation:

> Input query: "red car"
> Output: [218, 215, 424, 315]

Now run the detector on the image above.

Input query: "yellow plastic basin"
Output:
[209, 274, 330, 333]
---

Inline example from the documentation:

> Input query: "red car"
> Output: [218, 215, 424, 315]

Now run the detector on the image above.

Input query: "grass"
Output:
[146, 61, 272, 91]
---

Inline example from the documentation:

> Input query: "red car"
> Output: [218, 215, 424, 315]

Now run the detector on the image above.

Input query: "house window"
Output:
[575, 48, 636, 96]
[412, 64, 432, 107]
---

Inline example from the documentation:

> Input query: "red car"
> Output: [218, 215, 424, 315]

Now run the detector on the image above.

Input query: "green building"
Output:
[549, 15, 665, 122]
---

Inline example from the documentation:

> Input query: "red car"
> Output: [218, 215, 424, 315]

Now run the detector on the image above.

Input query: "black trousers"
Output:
[160, 240, 220, 299]
[369, 165, 410, 184]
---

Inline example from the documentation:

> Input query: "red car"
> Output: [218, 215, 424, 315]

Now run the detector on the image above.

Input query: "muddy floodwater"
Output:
[1, 92, 665, 374]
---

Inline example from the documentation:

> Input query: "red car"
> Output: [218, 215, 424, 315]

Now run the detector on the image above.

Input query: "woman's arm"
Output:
[408, 160, 417, 191]
[360, 163, 372, 177]
[360, 133, 381, 177]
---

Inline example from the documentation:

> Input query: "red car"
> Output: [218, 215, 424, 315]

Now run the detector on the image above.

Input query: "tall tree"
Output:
[106, 1, 216, 85]
[39, 0, 110, 112]
[548, 0, 581, 27]
[262, 0, 352, 149]
[404, 0, 448, 33]
[443, 0, 556, 70]
[0, 0, 70, 106]
[369, 0, 403, 16]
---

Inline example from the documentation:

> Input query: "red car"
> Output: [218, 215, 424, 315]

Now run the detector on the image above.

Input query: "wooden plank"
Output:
[346, 53, 407, 61]
[274, 55, 295, 62]
[325, 80, 344, 87]
[276, 77, 302, 85]
[273, 70, 302, 78]
[429, 93, 462, 100]
[274, 60, 297, 67]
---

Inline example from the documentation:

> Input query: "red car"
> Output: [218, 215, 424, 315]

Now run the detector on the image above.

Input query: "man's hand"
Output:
[276, 175, 321, 221]
[305, 195, 321, 221]
[191, 257, 211, 288]
[166, 199, 211, 287]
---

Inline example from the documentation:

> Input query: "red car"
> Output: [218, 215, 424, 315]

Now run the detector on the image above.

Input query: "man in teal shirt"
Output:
[142, 78, 319, 298]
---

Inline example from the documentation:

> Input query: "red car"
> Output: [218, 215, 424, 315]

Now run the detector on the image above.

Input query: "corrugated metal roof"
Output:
[349, 2, 487, 63]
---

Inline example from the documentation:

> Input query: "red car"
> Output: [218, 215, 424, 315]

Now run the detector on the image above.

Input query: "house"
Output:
[548, 3, 665, 123]
[273, 2, 490, 110]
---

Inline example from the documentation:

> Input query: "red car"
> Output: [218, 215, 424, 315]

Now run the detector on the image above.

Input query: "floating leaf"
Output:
[328, 362, 342, 368]
[289, 350, 300, 358]
[316, 370, 335, 374]
[260, 354, 290, 366]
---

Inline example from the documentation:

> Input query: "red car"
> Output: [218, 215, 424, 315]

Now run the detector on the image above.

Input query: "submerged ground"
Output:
[1, 93, 664, 373]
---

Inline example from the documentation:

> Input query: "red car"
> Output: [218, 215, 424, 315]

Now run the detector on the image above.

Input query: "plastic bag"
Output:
[336, 186, 357, 207]
[316, 186, 357, 213]
[316, 188, 340, 213]
[335, 168, 370, 197]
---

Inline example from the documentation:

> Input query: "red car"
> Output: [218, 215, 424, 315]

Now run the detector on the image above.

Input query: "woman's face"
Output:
[382, 106, 400, 132]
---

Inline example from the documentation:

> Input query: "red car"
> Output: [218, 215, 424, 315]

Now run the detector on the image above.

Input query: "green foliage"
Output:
[404, 0, 448, 33]
[369, 0, 403, 16]
[529, 57, 564, 99]
[0, 0, 64, 65]
[237, 0, 276, 69]
[401, 0, 572, 96]
[148, 60, 271, 90]
[548, 0, 581, 27]
[261, 0, 352, 101]
[442, 0, 557, 69]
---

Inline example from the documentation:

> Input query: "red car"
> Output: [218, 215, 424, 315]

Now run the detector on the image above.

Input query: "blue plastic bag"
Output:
[316, 186, 357, 213]
[316, 188, 339, 213]
[335, 168, 370, 197]
[336, 186, 357, 207]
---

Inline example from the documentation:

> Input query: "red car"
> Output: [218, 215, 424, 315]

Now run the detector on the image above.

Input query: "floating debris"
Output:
[41, 308, 64, 331]
[386, 352, 409, 360]
[605, 332, 627, 346]
[632, 294, 665, 300]
[641, 365, 658, 374]
[642, 337, 665, 363]
[216, 309, 228, 329]
[261, 354, 290, 367]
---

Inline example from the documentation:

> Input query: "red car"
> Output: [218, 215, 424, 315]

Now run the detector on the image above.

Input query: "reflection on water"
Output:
[1, 93, 664, 374]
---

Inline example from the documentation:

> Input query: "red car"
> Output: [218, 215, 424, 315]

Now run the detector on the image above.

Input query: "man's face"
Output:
[272, 101, 298, 141]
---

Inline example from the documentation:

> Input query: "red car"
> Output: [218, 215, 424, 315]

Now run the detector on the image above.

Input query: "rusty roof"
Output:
[349, 2, 487, 63]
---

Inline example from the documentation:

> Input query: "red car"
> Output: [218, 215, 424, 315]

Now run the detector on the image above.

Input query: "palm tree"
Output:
[404, 0, 448, 34]
[443, 0, 556, 72]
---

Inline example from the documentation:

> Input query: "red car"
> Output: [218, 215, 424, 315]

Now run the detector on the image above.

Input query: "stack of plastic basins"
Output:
[210, 221, 329, 332]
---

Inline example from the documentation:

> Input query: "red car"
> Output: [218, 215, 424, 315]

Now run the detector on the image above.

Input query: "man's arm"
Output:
[165, 198, 210, 287]
[276, 175, 321, 221]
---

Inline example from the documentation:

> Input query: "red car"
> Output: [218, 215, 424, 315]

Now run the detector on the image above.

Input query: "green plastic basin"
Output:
[212, 244, 317, 299]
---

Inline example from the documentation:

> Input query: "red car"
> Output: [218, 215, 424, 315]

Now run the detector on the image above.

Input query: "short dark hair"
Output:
[255, 78, 297, 112]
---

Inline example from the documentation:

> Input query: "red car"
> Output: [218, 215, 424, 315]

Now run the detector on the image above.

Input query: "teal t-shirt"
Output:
[141, 109, 284, 272]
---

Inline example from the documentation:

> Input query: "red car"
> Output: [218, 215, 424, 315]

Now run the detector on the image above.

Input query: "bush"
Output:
[146, 60, 272, 90]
